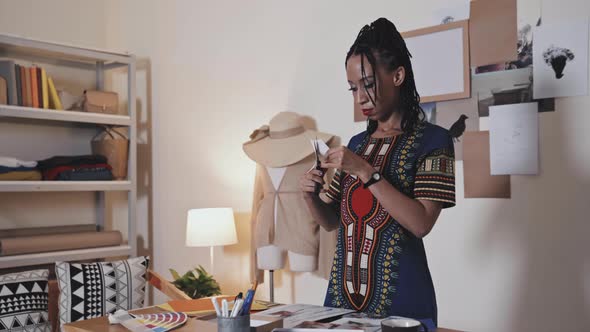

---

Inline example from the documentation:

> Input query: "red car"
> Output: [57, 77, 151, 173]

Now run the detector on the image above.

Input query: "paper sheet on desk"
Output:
[256, 304, 354, 328]
[327, 317, 384, 332]
[272, 329, 359, 332]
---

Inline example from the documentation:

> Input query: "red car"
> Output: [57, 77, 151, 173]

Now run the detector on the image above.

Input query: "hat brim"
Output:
[243, 130, 334, 167]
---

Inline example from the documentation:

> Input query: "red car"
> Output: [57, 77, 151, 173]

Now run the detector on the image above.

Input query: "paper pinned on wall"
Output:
[473, 0, 541, 74]
[474, 67, 555, 117]
[402, 20, 470, 103]
[489, 102, 539, 175]
[533, 20, 589, 99]
[436, 97, 479, 161]
[463, 131, 511, 199]
[469, 0, 518, 67]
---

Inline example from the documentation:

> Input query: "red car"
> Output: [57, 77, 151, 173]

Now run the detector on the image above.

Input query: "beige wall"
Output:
[1, 1, 589, 331]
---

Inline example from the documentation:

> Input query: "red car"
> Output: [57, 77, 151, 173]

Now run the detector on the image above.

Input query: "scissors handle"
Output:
[314, 164, 323, 195]
[314, 139, 323, 195]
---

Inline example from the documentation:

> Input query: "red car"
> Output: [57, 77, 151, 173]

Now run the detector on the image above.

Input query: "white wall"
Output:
[1, 1, 589, 331]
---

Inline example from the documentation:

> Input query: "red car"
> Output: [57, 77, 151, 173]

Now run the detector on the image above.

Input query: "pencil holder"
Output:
[217, 314, 250, 332]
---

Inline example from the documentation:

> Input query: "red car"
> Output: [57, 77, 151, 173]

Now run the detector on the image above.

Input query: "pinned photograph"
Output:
[474, 17, 540, 74]
[474, 0, 542, 74]
[432, 0, 470, 25]
[420, 102, 437, 124]
[542, 46, 575, 79]
[474, 67, 554, 117]
[533, 20, 589, 98]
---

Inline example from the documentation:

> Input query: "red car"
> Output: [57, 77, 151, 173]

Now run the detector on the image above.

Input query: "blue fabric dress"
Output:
[323, 122, 456, 325]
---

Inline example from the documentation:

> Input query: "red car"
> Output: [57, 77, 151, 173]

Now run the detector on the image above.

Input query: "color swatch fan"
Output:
[109, 310, 188, 332]
[131, 312, 188, 332]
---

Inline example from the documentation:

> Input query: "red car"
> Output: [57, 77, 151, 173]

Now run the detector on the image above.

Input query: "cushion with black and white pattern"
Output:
[0, 269, 50, 331]
[55, 256, 149, 326]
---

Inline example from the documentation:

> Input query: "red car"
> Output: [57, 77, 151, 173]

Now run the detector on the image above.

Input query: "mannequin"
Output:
[256, 166, 317, 272]
[243, 112, 338, 299]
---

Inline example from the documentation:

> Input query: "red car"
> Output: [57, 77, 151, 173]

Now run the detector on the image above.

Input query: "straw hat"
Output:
[243, 112, 334, 167]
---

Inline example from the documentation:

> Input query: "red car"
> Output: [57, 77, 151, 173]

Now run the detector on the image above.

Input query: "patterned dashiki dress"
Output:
[323, 122, 456, 324]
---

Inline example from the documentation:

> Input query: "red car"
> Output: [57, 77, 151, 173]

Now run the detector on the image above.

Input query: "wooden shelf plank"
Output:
[0, 245, 132, 269]
[0, 181, 132, 192]
[0, 105, 132, 126]
[0, 33, 132, 65]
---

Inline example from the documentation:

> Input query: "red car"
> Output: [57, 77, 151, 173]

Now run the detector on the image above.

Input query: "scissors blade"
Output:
[314, 137, 321, 165]
[313, 137, 322, 195]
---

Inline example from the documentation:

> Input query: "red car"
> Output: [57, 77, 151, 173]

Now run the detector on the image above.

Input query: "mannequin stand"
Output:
[269, 270, 275, 303]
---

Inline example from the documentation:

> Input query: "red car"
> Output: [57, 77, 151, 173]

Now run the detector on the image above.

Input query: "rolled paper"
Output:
[0, 224, 98, 238]
[0, 231, 123, 256]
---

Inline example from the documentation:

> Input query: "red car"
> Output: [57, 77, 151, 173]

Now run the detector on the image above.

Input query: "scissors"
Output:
[313, 137, 323, 195]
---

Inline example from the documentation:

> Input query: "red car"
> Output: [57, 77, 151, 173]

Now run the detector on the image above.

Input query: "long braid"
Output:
[346, 18, 425, 136]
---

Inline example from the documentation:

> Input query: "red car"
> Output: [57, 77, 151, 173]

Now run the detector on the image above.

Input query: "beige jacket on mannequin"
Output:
[243, 112, 339, 283]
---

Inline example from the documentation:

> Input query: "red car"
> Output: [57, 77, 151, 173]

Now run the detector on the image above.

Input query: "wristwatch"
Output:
[363, 171, 382, 188]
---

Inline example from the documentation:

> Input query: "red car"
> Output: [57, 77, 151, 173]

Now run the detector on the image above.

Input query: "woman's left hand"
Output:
[321, 146, 373, 181]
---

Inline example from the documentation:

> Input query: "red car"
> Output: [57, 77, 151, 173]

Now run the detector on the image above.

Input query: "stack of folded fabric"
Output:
[0, 156, 42, 180]
[37, 154, 114, 181]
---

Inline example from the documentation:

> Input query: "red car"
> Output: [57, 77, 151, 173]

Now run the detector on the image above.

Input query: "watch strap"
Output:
[363, 171, 381, 189]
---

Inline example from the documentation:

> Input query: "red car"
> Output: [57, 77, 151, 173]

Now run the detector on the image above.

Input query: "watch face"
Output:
[373, 172, 381, 181]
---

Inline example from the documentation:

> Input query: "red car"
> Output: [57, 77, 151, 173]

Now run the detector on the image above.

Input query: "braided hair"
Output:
[346, 18, 425, 135]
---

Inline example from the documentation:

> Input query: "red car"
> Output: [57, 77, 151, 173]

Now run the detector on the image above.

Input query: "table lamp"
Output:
[186, 207, 238, 274]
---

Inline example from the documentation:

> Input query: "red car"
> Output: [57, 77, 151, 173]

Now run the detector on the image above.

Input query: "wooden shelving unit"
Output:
[0, 246, 132, 269]
[0, 104, 132, 126]
[0, 33, 138, 268]
[0, 181, 133, 192]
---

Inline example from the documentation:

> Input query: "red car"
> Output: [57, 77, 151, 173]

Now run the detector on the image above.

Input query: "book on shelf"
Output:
[36, 67, 43, 108]
[41, 68, 49, 109]
[30, 66, 39, 108]
[0, 59, 18, 106]
[15, 64, 22, 106]
[47, 76, 63, 110]
[24, 65, 32, 107]
[0, 77, 6, 104]
[19, 65, 27, 106]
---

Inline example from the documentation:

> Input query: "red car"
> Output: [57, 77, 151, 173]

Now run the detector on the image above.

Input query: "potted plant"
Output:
[169, 265, 221, 299]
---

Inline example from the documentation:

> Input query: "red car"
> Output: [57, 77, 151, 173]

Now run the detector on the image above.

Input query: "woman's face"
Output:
[346, 53, 404, 122]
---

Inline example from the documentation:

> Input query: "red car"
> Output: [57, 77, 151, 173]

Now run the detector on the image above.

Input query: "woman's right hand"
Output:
[300, 169, 325, 196]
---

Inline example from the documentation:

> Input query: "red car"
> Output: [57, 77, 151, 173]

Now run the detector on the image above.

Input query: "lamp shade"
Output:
[186, 208, 238, 247]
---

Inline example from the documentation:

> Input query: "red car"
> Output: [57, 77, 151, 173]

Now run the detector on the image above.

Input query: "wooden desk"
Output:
[62, 307, 210, 332]
[62, 307, 462, 332]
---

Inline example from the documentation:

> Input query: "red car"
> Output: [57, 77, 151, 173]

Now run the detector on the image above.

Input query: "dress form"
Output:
[256, 166, 317, 301]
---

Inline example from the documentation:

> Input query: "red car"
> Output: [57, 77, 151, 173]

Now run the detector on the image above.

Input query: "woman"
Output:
[300, 18, 456, 325]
